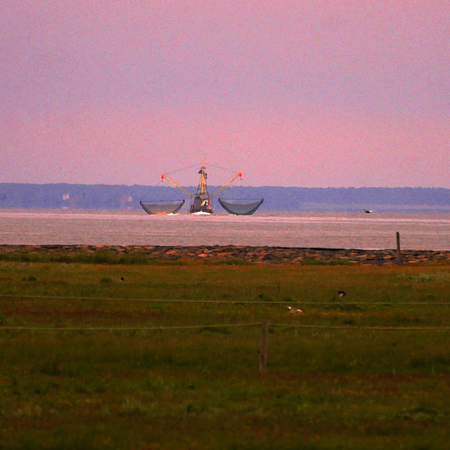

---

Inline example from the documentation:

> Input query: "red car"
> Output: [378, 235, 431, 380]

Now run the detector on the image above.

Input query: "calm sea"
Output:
[1, 209, 450, 250]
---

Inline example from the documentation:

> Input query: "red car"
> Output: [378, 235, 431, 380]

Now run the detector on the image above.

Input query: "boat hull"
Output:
[189, 195, 213, 214]
[190, 205, 213, 215]
[191, 211, 212, 216]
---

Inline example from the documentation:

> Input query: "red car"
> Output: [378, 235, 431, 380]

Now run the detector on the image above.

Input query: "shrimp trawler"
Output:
[140, 157, 263, 215]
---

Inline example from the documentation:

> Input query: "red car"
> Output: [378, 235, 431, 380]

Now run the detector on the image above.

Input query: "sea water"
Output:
[1, 210, 450, 250]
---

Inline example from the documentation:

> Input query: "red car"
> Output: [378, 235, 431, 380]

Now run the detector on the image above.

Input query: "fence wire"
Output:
[2, 294, 450, 306]
[2, 323, 450, 332]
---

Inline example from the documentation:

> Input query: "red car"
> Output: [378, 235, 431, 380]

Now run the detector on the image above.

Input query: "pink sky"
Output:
[1, 1, 449, 187]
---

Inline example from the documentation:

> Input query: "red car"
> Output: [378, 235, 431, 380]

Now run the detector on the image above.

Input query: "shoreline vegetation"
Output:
[2, 248, 450, 448]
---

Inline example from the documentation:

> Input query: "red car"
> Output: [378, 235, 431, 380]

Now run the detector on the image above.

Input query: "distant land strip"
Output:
[1, 245, 450, 265]
[2, 183, 450, 212]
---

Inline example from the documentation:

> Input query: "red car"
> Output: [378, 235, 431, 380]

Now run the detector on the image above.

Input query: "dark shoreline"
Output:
[1, 244, 450, 265]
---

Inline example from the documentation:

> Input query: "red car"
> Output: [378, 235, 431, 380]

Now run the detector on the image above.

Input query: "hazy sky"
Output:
[1, 1, 449, 187]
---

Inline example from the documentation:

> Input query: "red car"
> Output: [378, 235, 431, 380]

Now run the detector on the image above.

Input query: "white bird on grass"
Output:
[287, 306, 303, 313]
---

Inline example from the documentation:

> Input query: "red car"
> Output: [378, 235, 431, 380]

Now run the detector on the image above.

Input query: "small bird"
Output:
[120, 277, 125, 282]
[363, 209, 373, 214]
[338, 291, 346, 297]
[287, 306, 303, 313]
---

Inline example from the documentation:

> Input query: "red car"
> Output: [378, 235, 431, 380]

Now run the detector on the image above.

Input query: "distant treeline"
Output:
[1, 183, 450, 212]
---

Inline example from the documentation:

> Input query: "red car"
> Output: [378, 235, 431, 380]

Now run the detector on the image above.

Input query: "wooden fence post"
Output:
[396, 232, 403, 265]
[260, 320, 268, 374]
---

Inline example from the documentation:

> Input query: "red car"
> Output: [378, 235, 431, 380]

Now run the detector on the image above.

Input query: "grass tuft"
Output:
[396, 272, 450, 282]
[303, 259, 356, 266]
[253, 293, 274, 302]
[199, 326, 231, 334]
[222, 258, 251, 266]
[22, 275, 37, 281]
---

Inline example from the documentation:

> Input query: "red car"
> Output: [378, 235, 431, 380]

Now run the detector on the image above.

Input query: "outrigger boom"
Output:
[160, 174, 194, 199]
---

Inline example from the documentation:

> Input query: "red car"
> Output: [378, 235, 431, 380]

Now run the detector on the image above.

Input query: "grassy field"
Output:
[1, 255, 450, 449]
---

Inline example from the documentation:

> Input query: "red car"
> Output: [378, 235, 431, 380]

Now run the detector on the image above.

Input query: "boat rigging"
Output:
[140, 156, 263, 215]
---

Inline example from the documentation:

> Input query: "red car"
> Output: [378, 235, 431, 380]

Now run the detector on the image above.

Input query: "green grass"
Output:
[1, 259, 450, 449]
[0, 250, 184, 266]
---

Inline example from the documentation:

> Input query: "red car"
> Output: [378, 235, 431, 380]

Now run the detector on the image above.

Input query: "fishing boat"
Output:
[140, 157, 263, 215]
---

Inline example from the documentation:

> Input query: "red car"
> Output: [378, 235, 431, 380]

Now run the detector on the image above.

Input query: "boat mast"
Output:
[199, 154, 208, 200]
